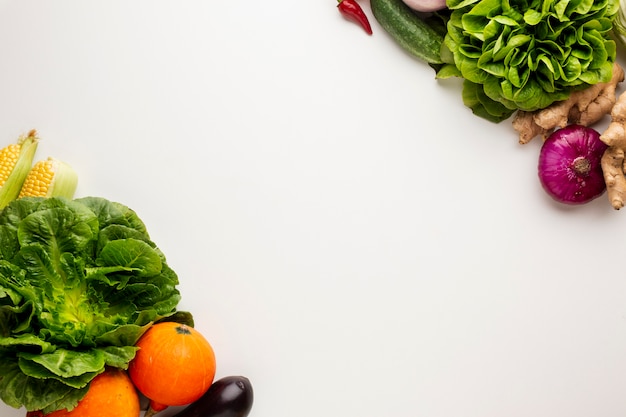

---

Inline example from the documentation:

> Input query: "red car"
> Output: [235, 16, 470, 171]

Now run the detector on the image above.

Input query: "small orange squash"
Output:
[40, 368, 140, 417]
[128, 322, 217, 415]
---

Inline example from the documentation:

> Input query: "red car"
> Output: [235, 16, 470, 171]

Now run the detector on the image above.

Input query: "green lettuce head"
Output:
[0, 197, 184, 413]
[439, 0, 619, 122]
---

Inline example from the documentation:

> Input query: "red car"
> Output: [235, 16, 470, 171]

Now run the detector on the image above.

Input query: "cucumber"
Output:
[370, 0, 445, 65]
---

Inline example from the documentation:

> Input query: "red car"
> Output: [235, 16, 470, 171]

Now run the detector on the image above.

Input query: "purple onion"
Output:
[538, 124, 608, 205]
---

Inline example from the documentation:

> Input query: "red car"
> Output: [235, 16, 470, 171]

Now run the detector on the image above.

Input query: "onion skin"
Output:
[538, 124, 608, 205]
[402, 0, 447, 12]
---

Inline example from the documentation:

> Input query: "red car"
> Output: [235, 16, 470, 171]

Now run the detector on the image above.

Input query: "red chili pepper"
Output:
[337, 0, 373, 35]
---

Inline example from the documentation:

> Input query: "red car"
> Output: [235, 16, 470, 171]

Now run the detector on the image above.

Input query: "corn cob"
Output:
[19, 157, 78, 199]
[0, 130, 40, 209]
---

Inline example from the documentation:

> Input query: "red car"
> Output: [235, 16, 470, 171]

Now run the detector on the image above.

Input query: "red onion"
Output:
[538, 124, 608, 205]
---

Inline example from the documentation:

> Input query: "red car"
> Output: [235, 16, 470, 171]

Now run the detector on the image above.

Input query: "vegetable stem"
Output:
[572, 157, 591, 176]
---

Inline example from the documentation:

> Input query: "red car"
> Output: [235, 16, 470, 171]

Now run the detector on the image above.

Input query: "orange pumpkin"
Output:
[128, 322, 217, 408]
[42, 368, 140, 417]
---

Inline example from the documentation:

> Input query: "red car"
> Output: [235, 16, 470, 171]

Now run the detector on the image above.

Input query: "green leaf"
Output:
[99, 345, 139, 369]
[96, 238, 162, 277]
[94, 322, 151, 347]
[0, 360, 88, 412]
[18, 206, 96, 256]
[435, 63, 463, 78]
[157, 310, 195, 327]
[461, 80, 516, 122]
[524, 9, 543, 25]
[18, 348, 105, 379]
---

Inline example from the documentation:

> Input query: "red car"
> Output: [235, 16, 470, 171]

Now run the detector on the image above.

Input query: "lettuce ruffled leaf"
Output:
[439, 0, 619, 122]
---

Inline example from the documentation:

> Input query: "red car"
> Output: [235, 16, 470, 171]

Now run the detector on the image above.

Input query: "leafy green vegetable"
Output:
[437, 0, 619, 122]
[611, 0, 626, 47]
[0, 196, 182, 413]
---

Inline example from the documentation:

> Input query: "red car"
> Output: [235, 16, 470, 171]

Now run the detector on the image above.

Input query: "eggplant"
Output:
[170, 376, 254, 417]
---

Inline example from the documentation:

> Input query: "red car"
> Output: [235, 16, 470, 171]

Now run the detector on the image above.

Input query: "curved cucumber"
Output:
[371, 0, 444, 64]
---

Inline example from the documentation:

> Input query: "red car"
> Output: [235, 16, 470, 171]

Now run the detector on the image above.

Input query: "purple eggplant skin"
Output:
[170, 376, 254, 417]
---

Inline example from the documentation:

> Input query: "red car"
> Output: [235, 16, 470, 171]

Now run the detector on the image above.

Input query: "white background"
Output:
[1, 1, 626, 416]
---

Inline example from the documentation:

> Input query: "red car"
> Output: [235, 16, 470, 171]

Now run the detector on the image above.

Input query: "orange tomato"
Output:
[128, 322, 216, 408]
[43, 368, 140, 417]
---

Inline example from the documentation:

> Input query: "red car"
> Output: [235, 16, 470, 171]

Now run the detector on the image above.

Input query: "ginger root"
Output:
[600, 147, 626, 210]
[513, 62, 625, 144]
[600, 90, 626, 210]
[511, 110, 551, 144]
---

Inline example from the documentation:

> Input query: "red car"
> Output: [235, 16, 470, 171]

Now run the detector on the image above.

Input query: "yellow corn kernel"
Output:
[0, 130, 39, 209]
[19, 157, 78, 199]
[0, 143, 22, 186]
